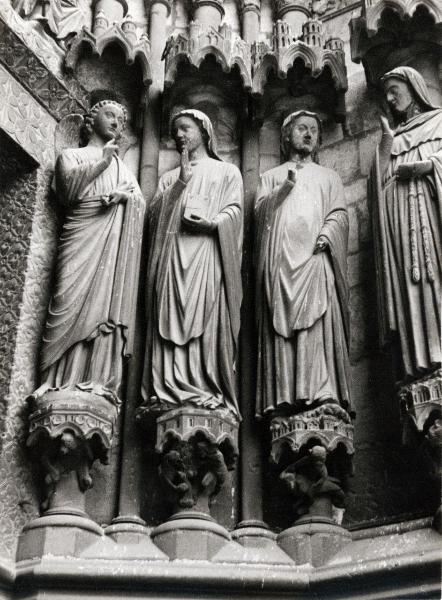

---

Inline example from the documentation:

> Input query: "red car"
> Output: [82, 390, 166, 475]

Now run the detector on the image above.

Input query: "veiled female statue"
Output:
[371, 66, 441, 380]
[35, 95, 145, 401]
[142, 109, 243, 419]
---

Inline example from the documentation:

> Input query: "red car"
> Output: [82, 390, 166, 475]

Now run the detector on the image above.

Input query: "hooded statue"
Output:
[371, 67, 441, 380]
[142, 109, 243, 419]
[254, 110, 352, 420]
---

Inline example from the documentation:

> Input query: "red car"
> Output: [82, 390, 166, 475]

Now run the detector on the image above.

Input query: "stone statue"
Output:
[371, 66, 441, 382]
[34, 94, 145, 402]
[142, 109, 243, 420]
[254, 110, 352, 420]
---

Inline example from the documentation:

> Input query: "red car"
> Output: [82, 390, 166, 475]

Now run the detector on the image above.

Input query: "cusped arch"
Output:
[407, 0, 442, 22]
[194, 45, 231, 72]
[279, 43, 321, 78]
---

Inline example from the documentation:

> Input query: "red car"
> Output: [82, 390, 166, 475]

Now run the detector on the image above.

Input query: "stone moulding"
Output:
[163, 21, 252, 90]
[65, 25, 153, 87]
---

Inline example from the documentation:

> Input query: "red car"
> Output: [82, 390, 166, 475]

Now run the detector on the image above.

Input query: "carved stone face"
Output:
[288, 115, 319, 157]
[93, 104, 125, 142]
[383, 77, 414, 115]
[172, 116, 205, 155]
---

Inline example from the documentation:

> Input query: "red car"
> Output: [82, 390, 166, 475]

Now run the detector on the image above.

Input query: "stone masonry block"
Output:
[359, 131, 381, 177]
[320, 140, 360, 184]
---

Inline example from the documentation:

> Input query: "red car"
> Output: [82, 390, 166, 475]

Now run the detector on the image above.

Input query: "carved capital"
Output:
[139, 406, 239, 516]
[399, 369, 442, 434]
[27, 389, 119, 515]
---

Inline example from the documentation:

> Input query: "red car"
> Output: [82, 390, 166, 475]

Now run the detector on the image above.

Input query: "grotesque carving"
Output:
[142, 109, 242, 420]
[280, 445, 345, 520]
[158, 433, 234, 515]
[371, 67, 441, 382]
[27, 390, 118, 514]
[34, 92, 145, 404]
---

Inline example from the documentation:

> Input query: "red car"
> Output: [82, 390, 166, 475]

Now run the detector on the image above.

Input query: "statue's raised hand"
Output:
[179, 145, 192, 184]
[288, 168, 297, 184]
[379, 115, 393, 138]
[102, 138, 119, 166]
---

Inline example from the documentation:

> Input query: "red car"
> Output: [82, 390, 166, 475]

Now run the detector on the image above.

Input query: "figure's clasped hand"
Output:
[182, 213, 217, 234]
[379, 115, 394, 138]
[314, 235, 329, 254]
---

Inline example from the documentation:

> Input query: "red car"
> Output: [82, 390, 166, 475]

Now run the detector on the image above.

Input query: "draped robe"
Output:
[254, 162, 351, 417]
[142, 158, 243, 418]
[371, 110, 442, 378]
[37, 146, 145, 398]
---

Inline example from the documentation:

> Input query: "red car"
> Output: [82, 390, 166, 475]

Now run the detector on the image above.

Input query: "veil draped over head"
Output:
[171, 109, 221, 160]
[280, 110, 323, 161]
[381, 66, 441, 113]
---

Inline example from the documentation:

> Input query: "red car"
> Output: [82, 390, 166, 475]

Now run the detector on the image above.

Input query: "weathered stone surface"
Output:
[320, 139, 360, 184]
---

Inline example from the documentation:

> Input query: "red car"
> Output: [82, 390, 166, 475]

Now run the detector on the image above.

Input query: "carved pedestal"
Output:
[17, 389, 119, 560]
[399, 369, 442, 533]
[145, 406, 239, 559]
[270, 404, 354, 565]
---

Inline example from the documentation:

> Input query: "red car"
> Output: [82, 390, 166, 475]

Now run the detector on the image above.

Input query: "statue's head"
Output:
[281, 110, 322, 162]
[171, 109, 220, 160]
[381, 66, 439, 124]
[83, 92, 128, 144]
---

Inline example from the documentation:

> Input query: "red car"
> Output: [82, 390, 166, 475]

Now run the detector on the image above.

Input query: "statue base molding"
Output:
[277, 518, 351, 567]
[103, 516, 169, 560]
[229, 520, 294, 565]
[16, 512, 103, 562]
[151, 510, 231, 560]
